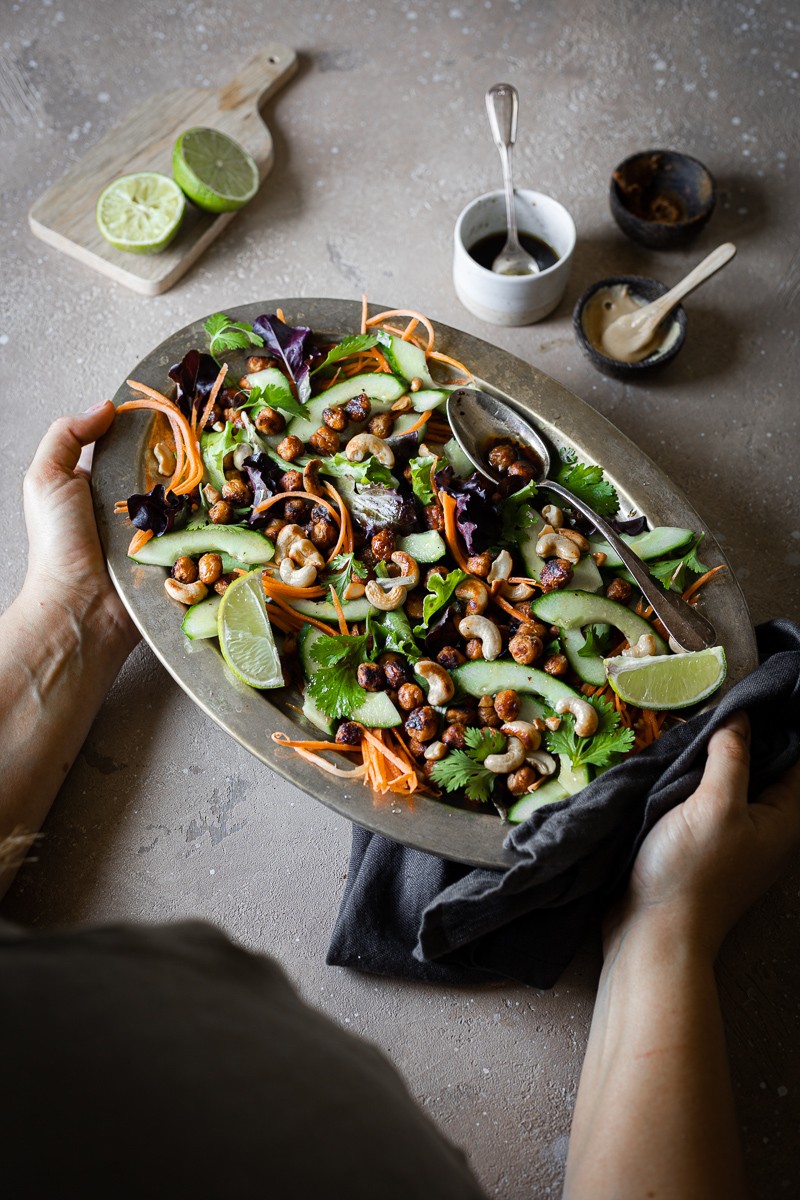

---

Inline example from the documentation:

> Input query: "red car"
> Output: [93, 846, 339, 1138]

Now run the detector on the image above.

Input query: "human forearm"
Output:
[564, 912, 747, 1200]
[0, 581, 134, 897]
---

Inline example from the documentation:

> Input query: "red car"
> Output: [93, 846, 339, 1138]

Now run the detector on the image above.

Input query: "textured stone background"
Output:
[1, 1, 798, 1195]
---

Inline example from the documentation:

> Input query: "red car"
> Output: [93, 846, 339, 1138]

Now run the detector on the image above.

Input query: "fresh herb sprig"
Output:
[555, 450, 619, 518]
[240, 382, 307, 420]
[646, 536, 710, 591]
[204, 312, 265, 361]
[322, 553, 368, 602]
[307, 632, 370, 719]
[430, 727, 507, 803]
[546, 695, 634, 770]
[311, 333, 379, 375]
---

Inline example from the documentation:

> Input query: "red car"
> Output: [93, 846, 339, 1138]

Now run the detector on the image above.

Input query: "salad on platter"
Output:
[113, 301, 727, 823]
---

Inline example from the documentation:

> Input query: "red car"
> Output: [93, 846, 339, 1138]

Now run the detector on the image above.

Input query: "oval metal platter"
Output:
[93, 298, 757, 869]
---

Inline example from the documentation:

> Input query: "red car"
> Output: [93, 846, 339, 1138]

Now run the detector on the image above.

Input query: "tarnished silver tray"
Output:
[93, 298, 757, 869]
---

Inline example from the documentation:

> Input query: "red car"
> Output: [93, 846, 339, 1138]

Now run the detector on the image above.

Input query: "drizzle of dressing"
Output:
[582, 284, 678, 364]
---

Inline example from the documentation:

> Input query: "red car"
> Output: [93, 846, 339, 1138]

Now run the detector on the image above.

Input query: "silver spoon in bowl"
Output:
[446, 387, 717, 652]
[485, 83, 540, 277]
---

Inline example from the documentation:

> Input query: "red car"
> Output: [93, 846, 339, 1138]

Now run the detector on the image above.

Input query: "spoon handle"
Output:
[485, 83, 520, 247]
[634, 242, 737, 328]
[540, 480, 717, 652]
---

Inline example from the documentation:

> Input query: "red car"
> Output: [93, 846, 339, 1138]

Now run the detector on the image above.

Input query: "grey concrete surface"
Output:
[1, 1, 798, 1195]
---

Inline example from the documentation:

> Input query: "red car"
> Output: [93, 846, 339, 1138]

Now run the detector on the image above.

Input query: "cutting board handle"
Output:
[216, 43, 298, 111]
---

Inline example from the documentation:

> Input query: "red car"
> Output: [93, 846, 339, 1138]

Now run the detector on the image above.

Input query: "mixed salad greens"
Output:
[116, 304, 725, 823]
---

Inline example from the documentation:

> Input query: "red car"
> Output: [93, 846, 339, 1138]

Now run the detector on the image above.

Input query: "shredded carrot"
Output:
[271, 733, 360, 752]
[323, 481, 353, 559]
[400, 409, 432, 436]
[128, 527, 154, 556]
[360, 294, 368, 335]
[329, 586, 349, 636]
[253, 490, 341, 523]
[276, 308, 286, 323]
[682, 564, 727, 604]
[366, 308, 435, 353]
[263, 590, 335, 635]
[491, 593, 527, 621]
[195, 361, 227, 435]
[439, 492, 472, 573]
[427, 349, 473, 380]
[260, 573, 326, 599]
[276, 743, 367, 779]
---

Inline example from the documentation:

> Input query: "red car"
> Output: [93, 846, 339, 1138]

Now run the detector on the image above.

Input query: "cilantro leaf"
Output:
[311, 333, 379, 375]
[321, 452, 397, 489]
[577, 625, 614, 658]
[321, 553, 368, 602]
[413, 568, 467, 634]
[555, 450, 619, 518]
[546, 695, 634, 770]
[647, 536, 710, 592]
[430, 751, 496, 803]
[240, 381, 307, 420]
[463, 726, 506, 760]
[306, 632, 370, 719]
[408, 456, 437, 506]
[500, 479, 538, 544]
[204, 312, 264, 361]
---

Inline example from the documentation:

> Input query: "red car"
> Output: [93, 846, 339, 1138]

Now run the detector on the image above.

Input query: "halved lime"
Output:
[604, 645, 727, 710]
[172, 127, 259, 213]
[96, 172, 185, 254]
[217, 571, 284, 689]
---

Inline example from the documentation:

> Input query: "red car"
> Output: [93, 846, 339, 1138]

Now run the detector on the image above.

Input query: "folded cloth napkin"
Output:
[327, 619, 800, 988]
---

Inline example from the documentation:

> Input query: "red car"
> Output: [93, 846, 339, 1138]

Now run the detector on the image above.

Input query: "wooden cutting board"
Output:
[28, 44, 298, 295]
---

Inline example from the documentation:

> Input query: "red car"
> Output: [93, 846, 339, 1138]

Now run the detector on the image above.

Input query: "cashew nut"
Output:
[233, 442, 253, 471]
[458, 615, 503, 661]
[153, 441, 176, 477]
[484, 737, 527, 774]
[525, 750, 557, 776]
[415, 660, 455, 706]
[535, 531, 582, 564]
[286, 537, 325, 569]
[541, 504, 564, 529]
[303, 458, 324, 496]
[345, 432, 395, 467]
[279, 558, 318, 588]
[555, 696, 599, 737]
[558, 528, 590, 552]
[164, 578, 208, 605]
[501, 581, 536, 602]
[275, 524, 307, 562]
[622, 633, 659, 659]
[487, 549, 513, 583]
[370, 551, 420, 592]
[364, 580, 406, 611]
[455, 576, 490, 614]
[343, 578, 366, 600]
[423, 740, 448, 761]
[499, 721, 541, 752]
[593, 551, 608, 567]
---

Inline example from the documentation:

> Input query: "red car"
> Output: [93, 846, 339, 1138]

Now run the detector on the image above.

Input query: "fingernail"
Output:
[82, 401, 109, 413]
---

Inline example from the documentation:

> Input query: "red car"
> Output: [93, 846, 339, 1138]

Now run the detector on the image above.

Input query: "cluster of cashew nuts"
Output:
[275, 523, 325, 588]
[482, 720, 557, 780]
[535, 524, 589, 565]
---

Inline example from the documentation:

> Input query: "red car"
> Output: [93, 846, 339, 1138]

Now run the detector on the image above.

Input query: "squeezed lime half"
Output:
[172, 127, 259, 213]
[605, 645, 727, 710]
[96, 172, 185, 254]
[217, 571, 284, 689]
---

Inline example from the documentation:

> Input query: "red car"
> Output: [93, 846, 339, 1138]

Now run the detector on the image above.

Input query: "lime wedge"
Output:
[217, 571, 284, 689]
[96, 172, 185, 254]
[604, 646, 727, 710]
[172, 127, 259, 213]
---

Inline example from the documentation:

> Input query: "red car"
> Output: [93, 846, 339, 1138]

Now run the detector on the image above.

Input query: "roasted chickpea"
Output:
[371, 529, 396, 563]
[425, 565, 449, 586]
[494, 689, 521, 721]
[197, 553, 222, 585]
[171, 556, 197, 584]
[357, 662, 386, 692]
[209, 500, 234, 525]
[404, 592, 425, 620]
[214, 577, 231, 595]
[255, 406, 286, 436]
[507, 766, 539, 797]
[404, 705, 439, 742]
[322, 405, 348, 432]
[445, 703, 476, 725]
[247, 355, 273, 372]
[466, 552, 492, 579]
[203, 484, 222, 506]
[307, 518, 338, 553]
[507, 459, 537, 484]
[222, 478, 254, 506]
[308, 425, 340, 455]
[543, 653, 569, 677]
[343, 393, 371, 423]
[606, 577, 633, 604]
[406, 736, 428, 761]
[539, 558, 574, 593]
[487, 443, 517, 474]
[277, 435, 305, 462]
[397, 682, 425, 711]
[508, 631, 544, 665]
[279, 470, 304, 493]
[441, 723, 467, 750]
[264, 517, 287, 540]
[464, 638, 484, 661]
[423, 503, 445, 532]
[477, 694, 501, 728]
[283, 499, 310, 524]
[368, 412, 395, 439]
[335, 721, 364, 745]
[378, 652, 413, 690]
[436, 646, 466, 671]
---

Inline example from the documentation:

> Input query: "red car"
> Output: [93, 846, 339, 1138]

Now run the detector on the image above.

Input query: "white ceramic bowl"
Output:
[453, 189, 576, 326]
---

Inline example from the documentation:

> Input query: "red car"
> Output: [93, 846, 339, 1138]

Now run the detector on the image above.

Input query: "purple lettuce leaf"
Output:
[434, 466, 499, 555]
[252, 313, 313, 404]
[242, 454, 285, 527]
[168, 349, 221, 423]
[126, 484, 188, 537]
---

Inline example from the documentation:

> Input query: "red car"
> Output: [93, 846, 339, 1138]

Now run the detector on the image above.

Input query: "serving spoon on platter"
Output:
[446, 387, 718, 652]
[485, 83, 540, 276]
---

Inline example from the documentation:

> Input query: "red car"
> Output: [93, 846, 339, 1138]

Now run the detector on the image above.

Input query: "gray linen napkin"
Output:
[327, 619, 800, 988]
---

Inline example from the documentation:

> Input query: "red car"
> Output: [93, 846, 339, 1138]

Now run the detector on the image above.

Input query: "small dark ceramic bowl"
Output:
[609, 149, 716, 248]
[573, 275, 687, 380]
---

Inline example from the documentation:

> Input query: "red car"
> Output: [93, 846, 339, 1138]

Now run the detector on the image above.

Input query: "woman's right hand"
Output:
[605, 712, 800, 960]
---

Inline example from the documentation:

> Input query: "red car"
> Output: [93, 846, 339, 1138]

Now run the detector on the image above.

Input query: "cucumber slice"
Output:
[245, 367, 294, 400]
[181, 593, 222, 640]
[588, 527, 695, 569]
[507, 779, 568, 823]
[130, 526, 275, 567]
[519, 523, 603, 594]
[282, 373, 407, 444]
[290, 596, 373, 622]
[397, 531, 447, 562]
[441, 437, 474, 477]
[376, 331, 435, 388]
[531, 590, 668, 652]
[452, 660, 583, 708]
[411, 389, 448, 413]
[560, 628, 607, 685]
[301, 695, 335, 735]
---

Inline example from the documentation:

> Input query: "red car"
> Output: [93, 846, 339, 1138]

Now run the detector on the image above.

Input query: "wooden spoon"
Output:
[601, 242, 736, 363]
